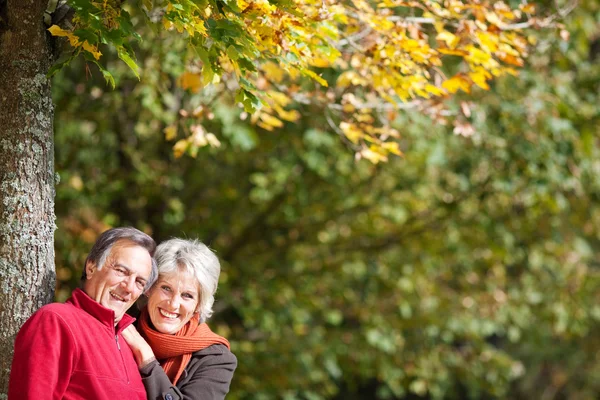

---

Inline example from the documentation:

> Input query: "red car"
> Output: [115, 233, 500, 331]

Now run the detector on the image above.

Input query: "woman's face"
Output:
[147, 269, 201, 334]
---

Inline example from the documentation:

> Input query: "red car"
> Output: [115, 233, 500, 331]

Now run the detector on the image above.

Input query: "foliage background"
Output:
[51, 1, 599, 399]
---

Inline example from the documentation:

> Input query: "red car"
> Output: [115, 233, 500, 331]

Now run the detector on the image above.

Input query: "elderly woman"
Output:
[122, 238, 236, 400]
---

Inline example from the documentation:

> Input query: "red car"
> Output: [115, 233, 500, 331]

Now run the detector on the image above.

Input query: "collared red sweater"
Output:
[8, 288, 147, 400]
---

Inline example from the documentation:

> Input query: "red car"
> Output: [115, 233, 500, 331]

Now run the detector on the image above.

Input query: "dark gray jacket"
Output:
[139, 344, 237, 400]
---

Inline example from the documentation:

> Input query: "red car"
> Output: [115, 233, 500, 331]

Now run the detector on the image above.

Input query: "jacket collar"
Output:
[67, 288, 136, 333]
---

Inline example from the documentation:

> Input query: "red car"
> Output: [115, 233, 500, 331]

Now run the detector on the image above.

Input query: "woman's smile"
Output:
[147, 269, 201, 334]
[158, 308, 180, 319]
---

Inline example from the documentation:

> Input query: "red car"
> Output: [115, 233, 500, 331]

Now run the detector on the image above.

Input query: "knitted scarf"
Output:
[138, 307, 230, 384]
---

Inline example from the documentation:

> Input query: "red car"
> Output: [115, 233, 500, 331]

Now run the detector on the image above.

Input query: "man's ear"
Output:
[85, 261, 96, 279]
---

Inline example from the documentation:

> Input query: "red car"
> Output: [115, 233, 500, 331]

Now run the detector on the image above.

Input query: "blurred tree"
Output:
[0, 1, 544, 394]
[47, 0, 599, 399]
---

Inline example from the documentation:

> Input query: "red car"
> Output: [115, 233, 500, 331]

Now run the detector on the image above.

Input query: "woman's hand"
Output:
[122, 325, 156, 368]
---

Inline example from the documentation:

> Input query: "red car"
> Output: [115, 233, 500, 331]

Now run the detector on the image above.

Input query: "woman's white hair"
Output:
[155, 238, 221, 323]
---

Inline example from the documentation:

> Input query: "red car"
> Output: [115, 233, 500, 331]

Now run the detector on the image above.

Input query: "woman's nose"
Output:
[169, 295, 181, 308]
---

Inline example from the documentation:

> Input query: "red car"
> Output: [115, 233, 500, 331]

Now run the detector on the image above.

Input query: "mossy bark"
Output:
[0, 0, 57, 396]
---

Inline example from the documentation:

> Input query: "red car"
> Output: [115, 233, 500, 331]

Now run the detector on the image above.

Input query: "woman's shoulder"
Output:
[193, 344, 236, 359]
[185, 344, 237, 378]
[190, 344, 237, 368]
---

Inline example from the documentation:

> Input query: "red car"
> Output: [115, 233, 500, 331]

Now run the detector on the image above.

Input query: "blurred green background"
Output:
[51, 1, 599, 399]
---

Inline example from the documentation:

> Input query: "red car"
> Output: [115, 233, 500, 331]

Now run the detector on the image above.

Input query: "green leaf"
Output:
[226, 45, 240, 61]
[87, 59, 116, 89]
[235, 89, 262, 113]
[73, 29, 99, 44]
[117, 46, 140, 79]
[47, 53, 77, 78]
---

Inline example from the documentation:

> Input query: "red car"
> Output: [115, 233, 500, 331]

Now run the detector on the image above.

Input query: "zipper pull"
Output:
[115, 334, 121, 350]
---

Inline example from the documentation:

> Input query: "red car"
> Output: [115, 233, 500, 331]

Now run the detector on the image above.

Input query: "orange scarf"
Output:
[138, 307, 230, 384]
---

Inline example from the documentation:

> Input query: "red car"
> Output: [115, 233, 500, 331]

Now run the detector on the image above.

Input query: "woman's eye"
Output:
[183, 293, 193, 299]
[161, 285, 171, 291]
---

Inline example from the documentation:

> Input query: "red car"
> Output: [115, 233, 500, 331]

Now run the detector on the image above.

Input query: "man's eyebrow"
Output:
[114, 263, 148, 282]
[113, 263, 132, 274]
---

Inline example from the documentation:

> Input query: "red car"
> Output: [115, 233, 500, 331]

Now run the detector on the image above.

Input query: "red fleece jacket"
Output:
[8, 288, 146, 400]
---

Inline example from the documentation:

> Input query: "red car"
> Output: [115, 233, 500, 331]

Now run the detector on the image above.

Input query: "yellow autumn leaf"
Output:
[360, 147, 387, 164]
[340, 122, 363, 144]
[192, 18, 208, 36]
[268, 91, 292, 107]
[48, 25, 80, 47]
[362, 134, 379, 144]
[310, 57, 331, 68]
[273, 106, 300, 122]
[519, 3, 535, 14]
[259, 113, 284, 129]
[438, 48, 469, 56]
[477, 31, 499, 52]
[527, 35, 538, 46]
[355, 113, 374, 124]
[497, 53, 524, 67]
[342, 103, 356, 113]
[465, 45, 492, 65]
[436, 30, 459, 48]
[47, 25, 70, 38]
[337, 71, 366, 88]
[469, 68, 491, 90]
[370, 16, 394, 31]
[81, 41, 102, 60]
[301, 68, 328, 87]
[442, 75, 471, 94]
[173, 139, 188, 158]
[178, 71, 203, 93]
[484, 11, 505, 28]
[425, 84, 445, 97]
[497, 9, 516, 20]
[262, 62, 286, 83]
[382, 141, 403, 156]
[164, 125, 177, 141]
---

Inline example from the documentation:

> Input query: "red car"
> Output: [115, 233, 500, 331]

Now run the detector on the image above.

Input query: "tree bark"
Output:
[0, 0, 56, 396]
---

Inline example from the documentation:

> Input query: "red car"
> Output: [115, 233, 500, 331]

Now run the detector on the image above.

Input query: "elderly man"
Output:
[8, 227, 158, 399]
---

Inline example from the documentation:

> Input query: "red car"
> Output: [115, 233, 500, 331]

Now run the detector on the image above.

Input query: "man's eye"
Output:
[114, 268, 126, 275]
[136, 280, 145, 290]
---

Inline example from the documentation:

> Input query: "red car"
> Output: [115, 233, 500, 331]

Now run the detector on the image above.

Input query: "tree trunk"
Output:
[0, 0, 56, 396]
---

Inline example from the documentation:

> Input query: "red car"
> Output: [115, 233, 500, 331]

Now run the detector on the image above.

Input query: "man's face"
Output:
[84, 242, 152, 324]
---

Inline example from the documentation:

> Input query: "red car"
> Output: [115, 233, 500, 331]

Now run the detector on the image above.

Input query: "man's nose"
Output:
[122, 276, 136, 293]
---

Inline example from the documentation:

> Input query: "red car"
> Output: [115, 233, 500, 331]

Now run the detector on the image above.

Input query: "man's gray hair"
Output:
[81, 227, 158, 290]
[155, 238, 221, 323]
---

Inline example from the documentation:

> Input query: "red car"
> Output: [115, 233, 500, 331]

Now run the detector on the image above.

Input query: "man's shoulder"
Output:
[36, 301, 76, 316]
[29, 300, 86, 324]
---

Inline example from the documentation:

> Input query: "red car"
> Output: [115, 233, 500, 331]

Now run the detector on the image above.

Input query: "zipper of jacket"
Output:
[115, 334, 131, 384]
